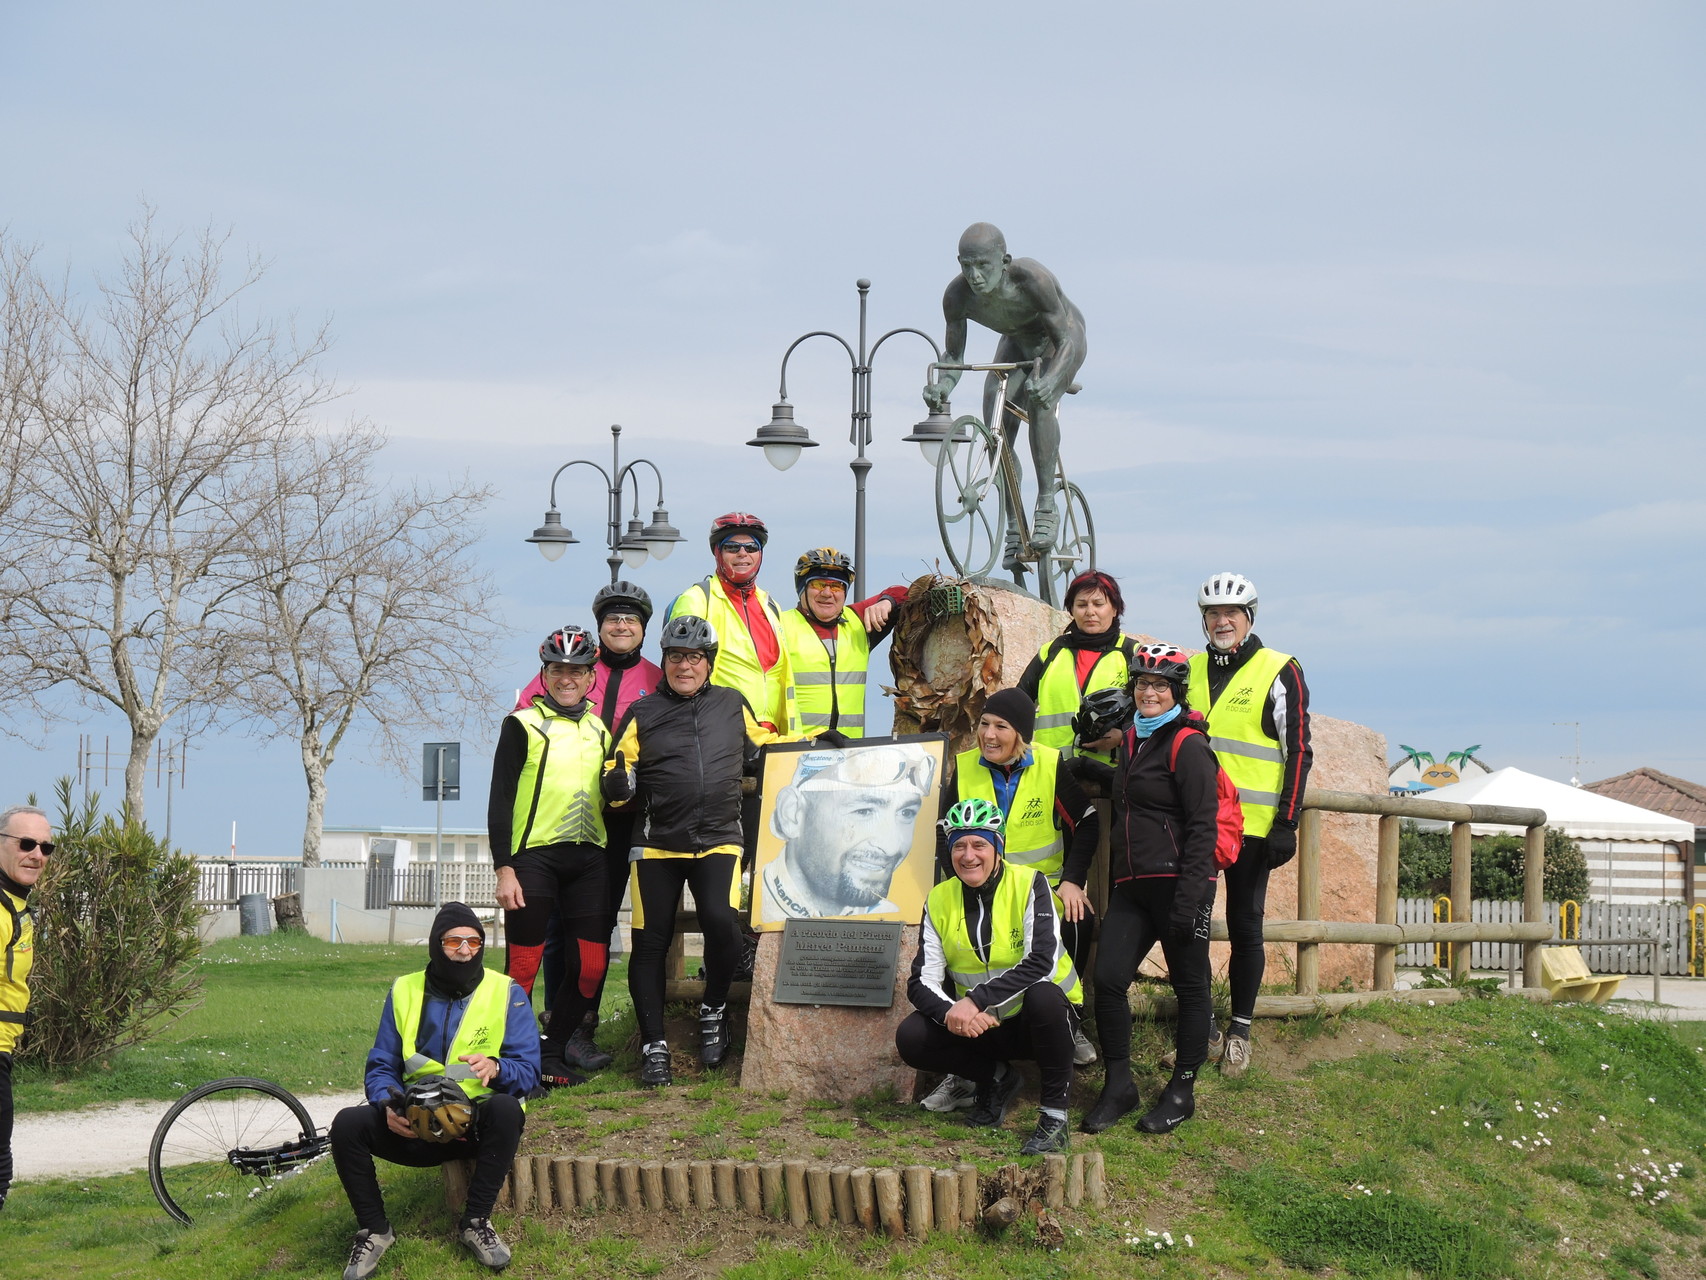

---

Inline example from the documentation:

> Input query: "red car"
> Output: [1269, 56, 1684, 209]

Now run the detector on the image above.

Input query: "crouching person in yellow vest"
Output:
[896, 799, 1082, 1156]
[330, 904, 541, 1280]
[777, 546, 909, 739]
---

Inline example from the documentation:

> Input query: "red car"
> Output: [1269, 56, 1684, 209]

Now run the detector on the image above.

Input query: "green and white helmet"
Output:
[940, 797, 1005, 853]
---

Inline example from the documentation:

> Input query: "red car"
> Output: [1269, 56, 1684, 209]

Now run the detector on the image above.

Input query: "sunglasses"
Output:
[719, 540, 763, 554]
[2, 832, 54, 856]
[440, 935, 483, 955]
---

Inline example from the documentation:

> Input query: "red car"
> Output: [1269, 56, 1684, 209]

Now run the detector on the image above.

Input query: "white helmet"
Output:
[1198, 572, 1258, 625]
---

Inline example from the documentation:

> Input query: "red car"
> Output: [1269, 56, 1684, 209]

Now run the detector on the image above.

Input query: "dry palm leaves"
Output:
[883, 573, 1005, 742]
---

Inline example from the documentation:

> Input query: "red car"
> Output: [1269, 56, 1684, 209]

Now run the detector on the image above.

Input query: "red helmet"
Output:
[1130, 642, 1189, 687]
[709, 512, 768, 550]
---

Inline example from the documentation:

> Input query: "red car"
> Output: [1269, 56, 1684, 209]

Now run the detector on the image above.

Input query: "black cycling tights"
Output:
[1092, 876, 1214, 1072]
[1222, 839, 1273, 1023]
[627, 853, 742, 1044]
[502, 841, 608, 1050]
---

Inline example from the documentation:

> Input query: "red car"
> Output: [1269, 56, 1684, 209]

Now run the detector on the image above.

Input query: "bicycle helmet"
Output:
[793, 546, 854, 596]
[940, 797, 1005, 852]
[709, 511, 769, 550]
[1130, 642, 1190, 688]
[539, 624, 599, 667]
[399, 1074, 474, 1143]
[657, 614, 719, 669]
[1072, 686, 1135, 743]
[1197, 572, 1258, 624]
[592, 580, 654, 626]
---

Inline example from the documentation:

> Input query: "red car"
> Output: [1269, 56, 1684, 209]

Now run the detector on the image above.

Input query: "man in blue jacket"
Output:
[329, 903, 541, 1279]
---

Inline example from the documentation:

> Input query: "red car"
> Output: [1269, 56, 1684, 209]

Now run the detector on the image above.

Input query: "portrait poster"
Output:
[750, 733, 948, 932]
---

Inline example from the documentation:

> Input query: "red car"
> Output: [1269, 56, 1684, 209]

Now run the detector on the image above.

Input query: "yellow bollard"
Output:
[1432, 895, 1453, 970]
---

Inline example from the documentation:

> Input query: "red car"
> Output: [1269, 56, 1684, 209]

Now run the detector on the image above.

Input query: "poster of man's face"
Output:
[752, 735, 947, 930]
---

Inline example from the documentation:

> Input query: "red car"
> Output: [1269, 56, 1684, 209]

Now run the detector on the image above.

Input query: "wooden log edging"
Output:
[446, 1150, 1111, 1233]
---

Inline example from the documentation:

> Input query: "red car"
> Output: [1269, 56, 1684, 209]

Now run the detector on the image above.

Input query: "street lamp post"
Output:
[749, 279, 959, 599]
[525, 424, 686, 580]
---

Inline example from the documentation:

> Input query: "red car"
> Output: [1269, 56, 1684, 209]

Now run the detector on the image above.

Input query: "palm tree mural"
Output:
[1445, 745, 1493, 775]
[1389, 744, 1436, 777]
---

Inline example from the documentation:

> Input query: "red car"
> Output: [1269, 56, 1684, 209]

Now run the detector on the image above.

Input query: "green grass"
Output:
[9, 940, 1706, 1278]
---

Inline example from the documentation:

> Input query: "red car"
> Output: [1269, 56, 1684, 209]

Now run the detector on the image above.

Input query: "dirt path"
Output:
[12, 1089, 365, 1182]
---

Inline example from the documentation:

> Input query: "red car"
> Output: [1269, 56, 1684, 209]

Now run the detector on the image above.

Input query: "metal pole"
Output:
[607, 425, 624, 584]
[435, 745, 446, 908]
[165, 743, 175, 849]
[851, 279, 872, 600]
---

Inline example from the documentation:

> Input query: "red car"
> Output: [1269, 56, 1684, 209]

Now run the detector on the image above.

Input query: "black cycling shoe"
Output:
[537, 1053, 589, 1089]
[967, 1064, 1023, 1127]
[563, 1025, 614, 1072]
[699, 1003, 730, 1067]
[1080, 1069, 1141, 1133]
[1136, 1085, 1196, 1134]
[1020, 1112, 1071, 1156]
[639, 1042, 673, 1088]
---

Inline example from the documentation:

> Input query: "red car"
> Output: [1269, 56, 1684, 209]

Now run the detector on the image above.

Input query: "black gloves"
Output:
[1168, 894, 1208, 946]
[1266, 821, 1298, 869]
[814, 727, 853, 749]
[601, 751, 635, 804]
[1065, 755, 1115, 793]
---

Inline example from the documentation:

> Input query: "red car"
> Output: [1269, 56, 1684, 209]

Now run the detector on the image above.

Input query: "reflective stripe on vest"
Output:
[1033, 639, 1131, 764]
[509, 701, 611, 852]
[778, 607, 869, 738]
[956, 746, 1066, 881]
[928, 869, 1081, 1019]
[669, 577, 801, 733]
[1185, 647, 1291, 838]
[390, 969, 518, 1106]
[0, 888, 33, 1055]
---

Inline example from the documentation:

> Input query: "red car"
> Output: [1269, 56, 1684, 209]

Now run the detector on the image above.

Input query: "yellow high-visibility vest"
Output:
[507, 700, 610, 852]
[390, 968, 520, 1106]
[778, 607, 870, 736]
[927, 866, 1081, 1020]
[668, 576, 801, 734]
[1032, 637, 1133, 764]
[1185, 647, 1292, 837]
[956, 746, 1065, 882]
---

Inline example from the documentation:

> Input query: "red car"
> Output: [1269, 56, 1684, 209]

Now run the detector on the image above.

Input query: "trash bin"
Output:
[239, 892, 273, 936]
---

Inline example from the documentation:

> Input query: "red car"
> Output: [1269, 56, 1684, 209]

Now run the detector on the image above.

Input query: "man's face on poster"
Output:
[775, 748, 934, 910]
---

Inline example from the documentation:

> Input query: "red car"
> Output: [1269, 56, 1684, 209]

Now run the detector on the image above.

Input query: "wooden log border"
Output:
[445, 1149, 1110, 1233]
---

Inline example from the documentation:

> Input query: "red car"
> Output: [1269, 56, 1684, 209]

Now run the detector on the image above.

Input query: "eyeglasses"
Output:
[546, 664, 597, 680]
[441, 934, 483, 955]
[719, 540, 763, 554]
[1132, 678, 1174, 693]
[806, 579, 847, 593]
[601, 612, 642, 626]
[1, 832, 54, 856]
[664, 650, 708, 666]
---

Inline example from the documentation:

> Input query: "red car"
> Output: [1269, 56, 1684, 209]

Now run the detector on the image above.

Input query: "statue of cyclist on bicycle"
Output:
[923, 223, 1088, 572]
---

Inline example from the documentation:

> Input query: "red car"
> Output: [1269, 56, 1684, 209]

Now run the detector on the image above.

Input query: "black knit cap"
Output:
[980, 688, 1037, 743]
[426, 901, 486, 1000]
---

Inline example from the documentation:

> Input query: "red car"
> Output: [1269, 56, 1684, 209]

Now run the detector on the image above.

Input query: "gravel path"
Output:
[12, 1089, 366, 1182]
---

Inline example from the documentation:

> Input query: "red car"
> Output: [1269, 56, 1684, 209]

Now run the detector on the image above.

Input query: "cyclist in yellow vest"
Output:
[930, 688, 1100, 1102]
[1184, 572, 1313, 1080]
[487, 625, 613, 1082]
[776, 546, 909, 738]
[1016, 569, 1137, 764]
[330, 903, 540, 1278]
[0, 803, 50, 1215]
[666, 512, 800, 735]
[897, 798, 1081, 1155]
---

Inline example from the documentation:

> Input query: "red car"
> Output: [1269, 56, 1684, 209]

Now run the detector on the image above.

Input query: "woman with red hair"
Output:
[1016, 570, 1137, 767]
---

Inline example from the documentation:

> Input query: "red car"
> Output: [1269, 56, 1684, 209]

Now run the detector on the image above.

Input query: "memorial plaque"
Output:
[772, 920, 903, 1008]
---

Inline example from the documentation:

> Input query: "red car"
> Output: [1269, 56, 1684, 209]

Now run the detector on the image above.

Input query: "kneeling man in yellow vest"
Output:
[895, 798, 1081, 1156]
[330, 903, 541, 1280]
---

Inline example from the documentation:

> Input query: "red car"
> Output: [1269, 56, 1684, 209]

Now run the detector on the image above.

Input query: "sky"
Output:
[1, 2, 1701, 858]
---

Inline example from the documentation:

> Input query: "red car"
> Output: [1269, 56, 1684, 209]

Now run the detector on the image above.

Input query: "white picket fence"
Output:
[1397, 898, 1700, 975]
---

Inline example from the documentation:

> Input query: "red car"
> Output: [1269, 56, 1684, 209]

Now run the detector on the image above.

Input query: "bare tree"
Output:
[0, 213, 340, 817]
[226, 427, 501, 863]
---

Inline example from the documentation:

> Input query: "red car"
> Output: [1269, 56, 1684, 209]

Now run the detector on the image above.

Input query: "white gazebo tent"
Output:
[1414, 767, 1693, 904]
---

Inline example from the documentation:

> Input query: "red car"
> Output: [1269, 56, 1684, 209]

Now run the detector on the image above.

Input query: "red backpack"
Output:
[1167, 726, 1245, 870]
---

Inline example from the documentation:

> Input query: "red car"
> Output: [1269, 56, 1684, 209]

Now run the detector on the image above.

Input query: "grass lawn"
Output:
[9, 939, 1706, 1278]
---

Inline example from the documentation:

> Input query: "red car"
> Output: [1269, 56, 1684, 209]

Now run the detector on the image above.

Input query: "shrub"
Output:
[1398, 822, 1590, 903]
[20, 780, 202, 1069]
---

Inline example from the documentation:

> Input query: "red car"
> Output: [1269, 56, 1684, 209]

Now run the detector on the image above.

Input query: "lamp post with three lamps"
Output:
[524, 423, 686, 580]
[748, 278, 966, 599]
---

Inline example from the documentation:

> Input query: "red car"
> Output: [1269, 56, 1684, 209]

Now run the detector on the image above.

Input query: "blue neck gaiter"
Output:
[1133, 704, 1183, 739]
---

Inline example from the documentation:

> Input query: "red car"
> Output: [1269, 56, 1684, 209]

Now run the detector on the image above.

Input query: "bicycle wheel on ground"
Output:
[149, 1076, 323, 1225]
[1038, 478, 1095, 609]
[934, 415, 1003, 580]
